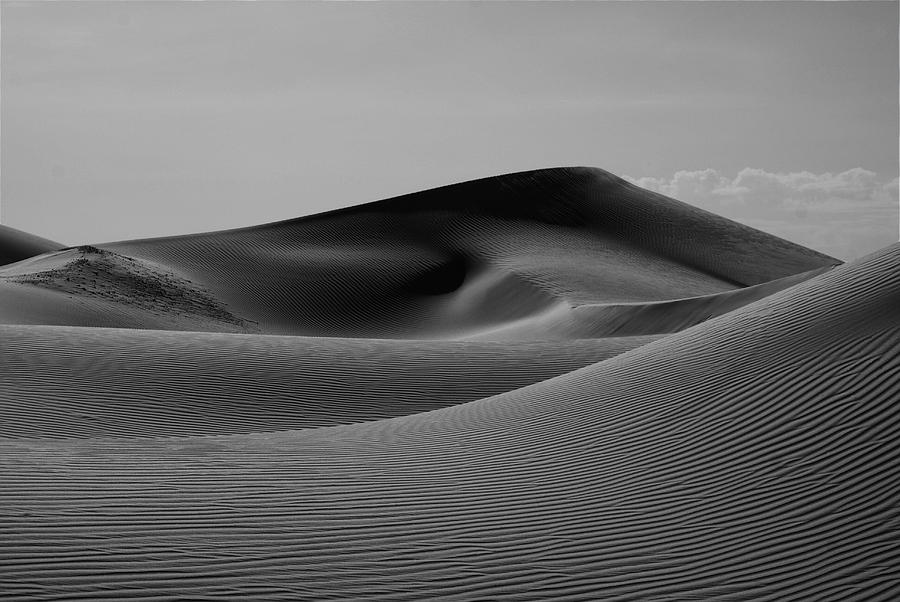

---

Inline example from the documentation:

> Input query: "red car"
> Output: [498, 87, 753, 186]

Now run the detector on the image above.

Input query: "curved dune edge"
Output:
[0, 168, 838, 339]
[0, 327, 659, 439]
[2, 244, 896, 600]
[463, 264, 833, 340]
[0, 224, 64, 267]
[105, 166, 837, 338]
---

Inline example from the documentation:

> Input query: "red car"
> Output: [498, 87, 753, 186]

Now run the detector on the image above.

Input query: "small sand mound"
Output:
[1, 244, 896, 600]
[3, 245, 252, 330]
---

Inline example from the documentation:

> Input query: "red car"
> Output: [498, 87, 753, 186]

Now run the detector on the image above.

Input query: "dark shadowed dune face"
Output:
[401, 253, 470, 295]
[3, 167, 897, 601]
[0, 167, 838, 338]
[0, 224, 63, 267]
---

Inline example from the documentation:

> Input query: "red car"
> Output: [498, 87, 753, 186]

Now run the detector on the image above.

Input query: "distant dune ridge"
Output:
[0, 224, 63, 268]
[0, 167, 836, 338]
[1, 167, 897, 600]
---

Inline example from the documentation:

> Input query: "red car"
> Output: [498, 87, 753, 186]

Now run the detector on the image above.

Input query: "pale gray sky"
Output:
[2, 1, 897, 258]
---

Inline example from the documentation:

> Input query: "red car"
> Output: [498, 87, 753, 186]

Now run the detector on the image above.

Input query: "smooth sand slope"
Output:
[0, 225, 63, 267]
[0, 326, 658, 438]
[0, 167, 837, 338]
[2, 243, 897, 600]
[2, 167, 894, 600]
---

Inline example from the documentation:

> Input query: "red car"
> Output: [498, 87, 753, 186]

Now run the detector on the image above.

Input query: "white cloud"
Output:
[624, 168, 899, 260]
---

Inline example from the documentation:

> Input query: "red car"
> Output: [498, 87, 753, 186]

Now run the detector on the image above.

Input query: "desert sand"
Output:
[1, 167, 897, 600]
[0, 225, 62, 268]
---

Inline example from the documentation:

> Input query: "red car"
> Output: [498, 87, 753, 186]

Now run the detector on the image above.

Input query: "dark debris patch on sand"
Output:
[4, 245, 253, 329]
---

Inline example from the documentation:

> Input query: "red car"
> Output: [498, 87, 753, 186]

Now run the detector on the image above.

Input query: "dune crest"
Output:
[0, 224, 63, 267]
[0, 168, 837, 339]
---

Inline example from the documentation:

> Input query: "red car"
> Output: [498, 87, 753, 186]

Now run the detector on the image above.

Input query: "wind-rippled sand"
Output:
[2, 167, 897, 600]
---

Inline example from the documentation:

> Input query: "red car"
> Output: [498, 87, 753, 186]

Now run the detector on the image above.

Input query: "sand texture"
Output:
[1, 167, 896, 600]
[0, 225, 63, 268]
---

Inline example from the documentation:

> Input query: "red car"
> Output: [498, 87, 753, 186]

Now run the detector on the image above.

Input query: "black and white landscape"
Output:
[2, 166, 899, 599]
[1, 2, 898, 601]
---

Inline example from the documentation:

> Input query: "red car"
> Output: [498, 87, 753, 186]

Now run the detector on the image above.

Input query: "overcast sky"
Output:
[2, 1, 897, 259]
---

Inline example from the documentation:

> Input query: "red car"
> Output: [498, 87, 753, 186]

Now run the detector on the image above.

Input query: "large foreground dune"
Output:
[1, 167, 897, 600]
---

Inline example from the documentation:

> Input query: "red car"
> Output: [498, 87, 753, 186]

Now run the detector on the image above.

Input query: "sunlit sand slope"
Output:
[2, 244, 896, 600]
[0, 327, 657, 438]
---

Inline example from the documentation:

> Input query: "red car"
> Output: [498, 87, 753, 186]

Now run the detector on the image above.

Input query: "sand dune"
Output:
[0, 246, 251, 332]
[0, 326, 657, 438]
[2, 244, 896, 600]
[0, 224, 63, 267]
[1, 167, 896, 600]
[0, 168, 836, 338]
[466, 264, 834, 340]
